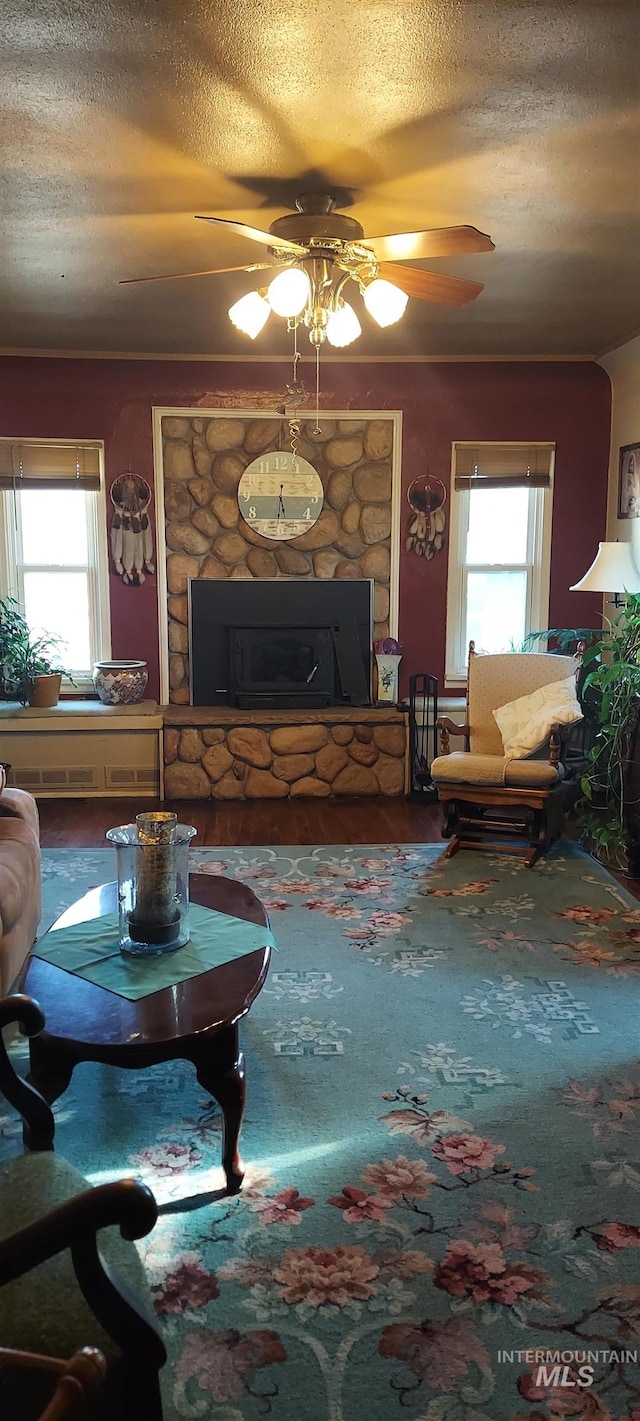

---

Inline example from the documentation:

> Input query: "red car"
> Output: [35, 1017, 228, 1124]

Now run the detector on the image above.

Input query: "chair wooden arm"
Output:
[0, 1178, 158, 1284]
[0, 995, 55, 1151]
[548, 722, 561, 767]
[0, 1345, 106, 1421]
[0, 1180, 166, 1371]
[436, 716, 470, 755]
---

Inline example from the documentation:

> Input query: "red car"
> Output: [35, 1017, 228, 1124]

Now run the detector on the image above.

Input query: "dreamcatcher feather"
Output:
[110, 472, 155, 585]
[406, 475, 447, 559]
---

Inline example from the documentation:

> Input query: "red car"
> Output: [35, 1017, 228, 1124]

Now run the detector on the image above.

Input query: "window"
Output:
[0, 440, 111, 690]
[445, 442, 554, 682]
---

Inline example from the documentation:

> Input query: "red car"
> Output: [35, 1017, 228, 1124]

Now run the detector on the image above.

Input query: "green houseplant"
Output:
[525, 599, 640, 867]
[0, 596, 72, 707]
[577, 594, 640, 868]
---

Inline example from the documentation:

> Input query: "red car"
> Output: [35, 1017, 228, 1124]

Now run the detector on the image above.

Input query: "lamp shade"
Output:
[228, 290, 270, 338]
[267, 268, 310, 317]
[326, 301, 362, 347]
[362, 278, 409, 328]
[570, 541, 640, 593]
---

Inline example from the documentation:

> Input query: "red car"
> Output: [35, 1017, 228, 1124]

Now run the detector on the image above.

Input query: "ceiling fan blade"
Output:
[365, 225, 494, 262]
[378, 263, 484, 306]
[195, 215, 307, 254]
[120, 262, 274, 286]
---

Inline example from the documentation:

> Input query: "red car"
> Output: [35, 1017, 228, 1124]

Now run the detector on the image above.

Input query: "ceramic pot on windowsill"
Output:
[92, 659, 148, 706]
[28, 673, 62, 708]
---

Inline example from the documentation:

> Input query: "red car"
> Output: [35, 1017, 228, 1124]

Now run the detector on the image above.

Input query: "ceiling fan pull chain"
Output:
[313, 345, 321, 436]
[288, 316, 300, 385]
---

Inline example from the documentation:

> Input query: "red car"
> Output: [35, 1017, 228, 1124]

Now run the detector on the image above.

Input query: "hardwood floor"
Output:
[35, 796, 640, 902]
[36, 795, 445, 848]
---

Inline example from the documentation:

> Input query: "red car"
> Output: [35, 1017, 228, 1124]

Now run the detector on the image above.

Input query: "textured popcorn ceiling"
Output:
[1, 0, 639, 357]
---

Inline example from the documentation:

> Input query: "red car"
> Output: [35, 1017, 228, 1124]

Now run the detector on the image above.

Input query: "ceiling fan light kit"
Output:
[123, 192, 494, 358]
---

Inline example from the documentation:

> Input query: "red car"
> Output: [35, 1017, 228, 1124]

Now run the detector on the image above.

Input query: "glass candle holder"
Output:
[106, 814, 197, 957]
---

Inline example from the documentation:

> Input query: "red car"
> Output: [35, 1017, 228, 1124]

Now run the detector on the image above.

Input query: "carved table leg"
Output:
[24, 1035, 77, 1150]
[194, 1029, 246, 1194]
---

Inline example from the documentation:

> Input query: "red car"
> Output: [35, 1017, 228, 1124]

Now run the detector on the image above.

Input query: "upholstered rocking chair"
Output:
[431, 644, 585, 867]
[0, 995, 166, 1420]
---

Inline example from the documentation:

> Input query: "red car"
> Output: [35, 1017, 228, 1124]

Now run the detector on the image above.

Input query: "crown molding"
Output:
[0, 348, 598, 363]
[596, 324, 640, 359]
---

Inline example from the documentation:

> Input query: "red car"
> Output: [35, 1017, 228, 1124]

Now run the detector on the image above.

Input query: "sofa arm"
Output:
[0, 787, 42, 997]
[0, 786, 40, 833]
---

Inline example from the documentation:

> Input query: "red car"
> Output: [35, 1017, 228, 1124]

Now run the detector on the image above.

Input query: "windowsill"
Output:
[0, 699, 160, 718]
[61, 678, 95, 696]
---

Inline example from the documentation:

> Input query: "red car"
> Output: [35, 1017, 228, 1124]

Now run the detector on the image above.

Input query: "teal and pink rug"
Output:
[4, 841, 640, 1421]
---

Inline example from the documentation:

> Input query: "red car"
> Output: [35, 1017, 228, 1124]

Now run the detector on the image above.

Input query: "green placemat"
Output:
[34, 903, 276, 1001]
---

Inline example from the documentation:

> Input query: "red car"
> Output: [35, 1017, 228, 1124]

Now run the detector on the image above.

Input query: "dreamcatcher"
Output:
[406, 474, 447, 559]
[110, 471, 155, 585]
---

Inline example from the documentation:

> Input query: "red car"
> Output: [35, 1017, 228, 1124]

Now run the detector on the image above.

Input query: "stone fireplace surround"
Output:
[155, 409, 404, 798]
[156, 410, 400, 701]
[163, 706, 408, 800]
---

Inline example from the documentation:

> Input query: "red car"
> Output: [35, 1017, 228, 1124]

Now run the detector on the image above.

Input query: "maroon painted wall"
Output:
[0, 357, 611, 701]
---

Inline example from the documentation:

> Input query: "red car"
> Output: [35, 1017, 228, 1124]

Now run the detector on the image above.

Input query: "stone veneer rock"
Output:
[161, 414, 395, 704]
[163, 709, 407, 799]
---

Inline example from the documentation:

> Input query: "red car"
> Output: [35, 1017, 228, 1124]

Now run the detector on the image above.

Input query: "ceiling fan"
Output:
[121, 192, 494, 348]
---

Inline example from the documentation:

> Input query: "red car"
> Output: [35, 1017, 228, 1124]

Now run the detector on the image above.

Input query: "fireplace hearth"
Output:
[189, 579, 372, 709]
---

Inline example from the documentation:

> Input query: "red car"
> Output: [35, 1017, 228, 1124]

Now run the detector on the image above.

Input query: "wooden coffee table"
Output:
[18, 874, 272, 1193]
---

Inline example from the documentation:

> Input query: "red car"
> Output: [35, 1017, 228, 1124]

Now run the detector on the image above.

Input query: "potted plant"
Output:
[576, 594, 640, 871]
[525, 602, 640, 869]
[0, 596, 30, 699]
[0, 596, 72, 707]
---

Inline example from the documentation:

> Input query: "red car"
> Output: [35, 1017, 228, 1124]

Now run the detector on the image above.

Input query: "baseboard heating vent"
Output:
[7, 769, 40, 789]
[8, 767, 99, 790]
[105, 767, 157, 789]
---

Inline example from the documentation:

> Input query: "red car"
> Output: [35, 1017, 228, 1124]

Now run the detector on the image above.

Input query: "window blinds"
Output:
[454, 443, 554, 491]
[0, 441, 101, 491]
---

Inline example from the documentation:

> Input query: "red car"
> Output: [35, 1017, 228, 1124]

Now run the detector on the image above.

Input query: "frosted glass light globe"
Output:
[228, 290, 270, 338]
[363, 278, 409, 328]
[326, 302, 362, 347]
[267, 268, 310, 318]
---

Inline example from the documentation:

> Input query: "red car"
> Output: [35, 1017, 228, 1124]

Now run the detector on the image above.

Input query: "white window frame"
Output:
[445, 442, 555, 684]
[0, 441, 111, 694]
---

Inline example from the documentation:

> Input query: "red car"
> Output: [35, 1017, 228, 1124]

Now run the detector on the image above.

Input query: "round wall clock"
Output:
[237, 451, 324, 541]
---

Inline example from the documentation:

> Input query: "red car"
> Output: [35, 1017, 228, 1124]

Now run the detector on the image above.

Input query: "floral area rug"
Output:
[4, 841, 640, 1421]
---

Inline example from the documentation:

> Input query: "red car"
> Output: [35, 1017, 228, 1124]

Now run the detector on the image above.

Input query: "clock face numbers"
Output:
[238, 452, 325, 541]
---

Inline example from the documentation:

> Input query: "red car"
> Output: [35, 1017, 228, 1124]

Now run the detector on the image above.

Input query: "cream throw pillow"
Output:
[492, 674, 583, 759]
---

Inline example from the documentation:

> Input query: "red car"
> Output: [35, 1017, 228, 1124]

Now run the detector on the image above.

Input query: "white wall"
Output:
[599, 334, 640, 563]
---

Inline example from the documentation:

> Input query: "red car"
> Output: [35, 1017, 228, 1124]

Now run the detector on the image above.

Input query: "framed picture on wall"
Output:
[618, 442, 640, 519]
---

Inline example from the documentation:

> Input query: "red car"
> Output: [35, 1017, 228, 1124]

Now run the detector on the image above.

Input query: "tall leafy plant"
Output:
[577, 593, 640, 863]
[525, 598, 640, 863]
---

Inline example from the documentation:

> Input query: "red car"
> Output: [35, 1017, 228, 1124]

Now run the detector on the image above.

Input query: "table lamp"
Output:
[570, 541, 640, 607]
